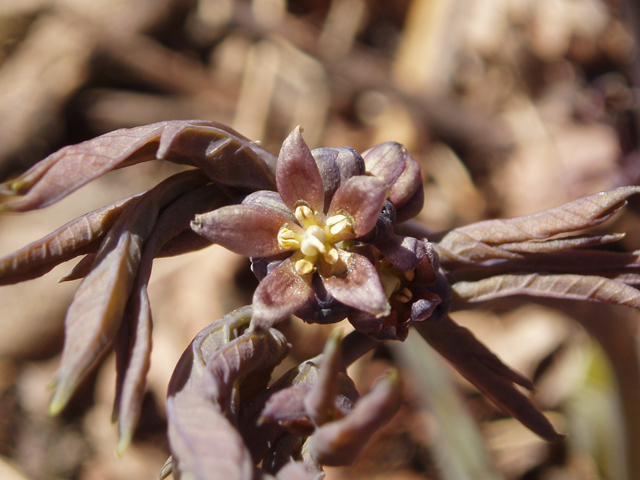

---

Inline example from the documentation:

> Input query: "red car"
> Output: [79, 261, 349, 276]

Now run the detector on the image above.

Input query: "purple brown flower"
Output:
[191, 127, 393, 330]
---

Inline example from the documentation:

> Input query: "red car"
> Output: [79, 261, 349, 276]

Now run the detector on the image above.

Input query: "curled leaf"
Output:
[204, 329, 290, 416]
[167, 307, 289, 480]
[438, 186, 640, 263]
[455, 186, 640, 244]
[303, 330, 344, 427]
[156, 121, 276, 191]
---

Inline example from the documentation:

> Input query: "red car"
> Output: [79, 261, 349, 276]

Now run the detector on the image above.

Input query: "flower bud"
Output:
[311, 147, 365, 212]
[362, 142, 424, 222]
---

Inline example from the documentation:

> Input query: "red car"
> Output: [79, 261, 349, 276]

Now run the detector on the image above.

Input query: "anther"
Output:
[326, 214, 352, 236]
[295, 259, 315, 275]
[325, 247, 339, 264]
[277, 227, 300, 249]
[404, 269, 415, 282]
[294, 205, 316, 225]
[395, 287, 413, 303]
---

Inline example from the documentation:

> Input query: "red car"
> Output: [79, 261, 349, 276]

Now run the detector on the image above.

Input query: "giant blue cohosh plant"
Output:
[2, 120, 640, 478]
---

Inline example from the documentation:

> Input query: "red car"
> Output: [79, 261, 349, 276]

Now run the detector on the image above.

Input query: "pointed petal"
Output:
[376, 236, 428, 271]
[311, 147, 365, 212]
[362, 142, 424, 222]
[192, 204, 301, 258]
[251, 257, 315, 331]
[277, 127, 324, 215]
[328, 176, 388, 238]
[322, 252, 390, 317]
[242, 191, 296, 222]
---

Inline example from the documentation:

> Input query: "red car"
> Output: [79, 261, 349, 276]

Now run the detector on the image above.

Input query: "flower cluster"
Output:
[4, 120, 640, 479]
[191, 126, 437, 339]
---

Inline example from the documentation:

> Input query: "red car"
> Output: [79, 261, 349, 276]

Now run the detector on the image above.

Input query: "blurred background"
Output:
[0, 0, 639, 479]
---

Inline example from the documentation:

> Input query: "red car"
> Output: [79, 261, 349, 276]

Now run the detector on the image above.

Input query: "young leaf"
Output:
[308, 369, 402, 466]
[414, 316, 562, 442]
[113, 184, 227, 454]
[166, 307, 288, 480]
[156, 122, 277, 191]
[453, 186, 640, 244]
[0, 194, 141, 285]
[0, 123, 166, 212]
[204, 329, 290, 416]
[452, 273, 640, 309]
[437, 187, 640, 263]
[0, 120, 276, 213]
[48, 170, 208, 415]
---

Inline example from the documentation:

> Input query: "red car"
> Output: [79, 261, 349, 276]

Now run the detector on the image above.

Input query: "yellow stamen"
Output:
[395, 287, 413, 303]
[325, 247, 339, 264]
[326, 214, 352, 236]
[295, 259, 315, 275]
[380, 272, 401, 299]
[295, 205, 316, 226]
[277, 227, 300, 249]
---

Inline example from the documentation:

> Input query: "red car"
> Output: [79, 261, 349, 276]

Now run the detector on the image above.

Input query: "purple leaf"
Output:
[0, 194, 141, 285]
[114, 184, 226, 454]
[414, 316, 562, 441]
[0, 120, 276, 212]
[0, 123, 165, 212]
[204, 329, 290, 415]
[308, 369, 402, 466]
[452, 273, 640, 308]
[166, 307, 268, 480]
[156, 122, 276, 191]
[443, 186, 640, 248]
[303, 330, 344, 427]
[48, 170, 208, 415]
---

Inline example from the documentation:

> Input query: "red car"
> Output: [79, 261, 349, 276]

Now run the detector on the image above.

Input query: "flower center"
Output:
[277, 205, 353, 275]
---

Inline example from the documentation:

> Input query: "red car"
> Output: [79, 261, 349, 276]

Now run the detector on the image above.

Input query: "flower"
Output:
[191, 127, 394, 330]
[348, 240, 443, 341]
